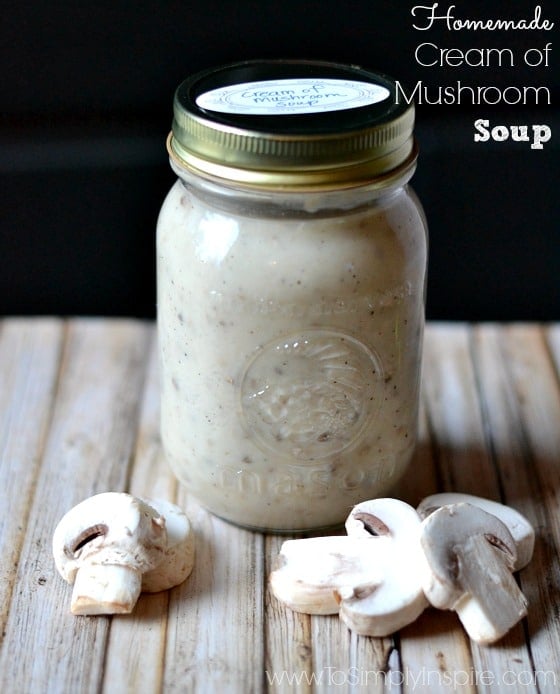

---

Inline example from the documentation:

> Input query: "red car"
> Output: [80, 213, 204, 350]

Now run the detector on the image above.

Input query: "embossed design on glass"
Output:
[240, 330, 383, 461]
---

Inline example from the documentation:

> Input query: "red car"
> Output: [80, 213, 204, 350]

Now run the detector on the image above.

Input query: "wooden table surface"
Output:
[1, 319, 559, 693]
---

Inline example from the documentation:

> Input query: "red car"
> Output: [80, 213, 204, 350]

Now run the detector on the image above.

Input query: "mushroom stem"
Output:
[454, 535, 528, 644]
[53, 493, 196, 615]
[71, 564, 142, 615]
[269, 536, 384, 615]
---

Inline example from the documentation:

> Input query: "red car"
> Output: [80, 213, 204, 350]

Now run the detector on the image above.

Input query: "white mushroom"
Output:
[417, 492, 534, 571]
[140, 498, 195, 593]
[269, 535, 384, 615]
[340, 498, 428, 636]
[420, 502, 528, 644]
[52, 492, 193, 615]
[269, 498, 428, 636]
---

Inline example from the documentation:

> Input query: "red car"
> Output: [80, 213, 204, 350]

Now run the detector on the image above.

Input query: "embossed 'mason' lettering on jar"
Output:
[157, 60, 428, 531]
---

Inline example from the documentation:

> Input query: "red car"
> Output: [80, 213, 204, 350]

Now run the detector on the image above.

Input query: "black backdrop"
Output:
[2, 1, 558, 320]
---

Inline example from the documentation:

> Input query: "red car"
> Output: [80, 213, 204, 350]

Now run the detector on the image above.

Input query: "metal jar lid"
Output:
[168, 59, 416, 190]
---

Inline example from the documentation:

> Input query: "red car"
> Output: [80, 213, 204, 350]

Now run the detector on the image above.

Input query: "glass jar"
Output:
[157, 60, 428, 531]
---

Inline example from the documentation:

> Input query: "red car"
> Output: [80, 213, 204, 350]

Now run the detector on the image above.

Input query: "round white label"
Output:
[196, 78, 390, 115]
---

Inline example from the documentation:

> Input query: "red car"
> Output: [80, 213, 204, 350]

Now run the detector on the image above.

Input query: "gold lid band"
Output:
[169, 61, 417, 191]
[167, 131, 418, 191]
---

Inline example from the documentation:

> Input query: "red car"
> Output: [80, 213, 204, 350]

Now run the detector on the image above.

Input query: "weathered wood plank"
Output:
[490, 324, 560, 691]
[311, 616, 382, 694]
[396, 327, 477, 694]
[469, 324, 547, 691]
[0, 319, 152, 693]
[421, 324, 500, 495]
[310, 614, 391, 694]
[0, 318, 64, 642]
[396, 403, 475, 694]
[102, 329, 173, 693]
[418, 324, 536, 693]
[264, 533, 314, 694]
[162, 493, 266, 693]
[399, 611, 477, 694]
[500, 326, 560, 538]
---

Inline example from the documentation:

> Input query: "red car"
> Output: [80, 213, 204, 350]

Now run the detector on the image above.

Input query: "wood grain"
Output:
[0, 320, 559, 693]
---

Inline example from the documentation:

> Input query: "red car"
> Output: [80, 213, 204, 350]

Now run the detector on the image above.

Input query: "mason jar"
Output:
[157, 60, 428, 531]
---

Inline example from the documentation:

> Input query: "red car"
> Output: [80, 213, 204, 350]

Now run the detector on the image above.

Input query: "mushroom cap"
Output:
[52, 492, 167, 583]
[337, 544, 428, 636]
[345, 498, 423, 541]
[417, 492, 534, 571]
[140, 498, 195, 592]
[420, 502, 518, 609]
[340, 498, 428, 635]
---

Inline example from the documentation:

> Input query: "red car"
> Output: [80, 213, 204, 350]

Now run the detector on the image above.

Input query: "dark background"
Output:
[1, 1, 558, 320]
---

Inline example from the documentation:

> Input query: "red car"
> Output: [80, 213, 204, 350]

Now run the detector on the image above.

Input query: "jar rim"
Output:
[168, 59, 416, 190]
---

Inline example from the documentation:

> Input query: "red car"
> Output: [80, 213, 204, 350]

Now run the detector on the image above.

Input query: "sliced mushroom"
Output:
[270, 535, 384, 615]
[52, 492, 194, 615]
[420, 502, 528, 644]
[270, 498, 428, 636]
[417, 492, 534, 571]
[340, 498, 428, 636]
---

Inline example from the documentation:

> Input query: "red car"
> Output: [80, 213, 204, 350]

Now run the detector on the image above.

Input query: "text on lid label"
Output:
[195, 78, 391, 115]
